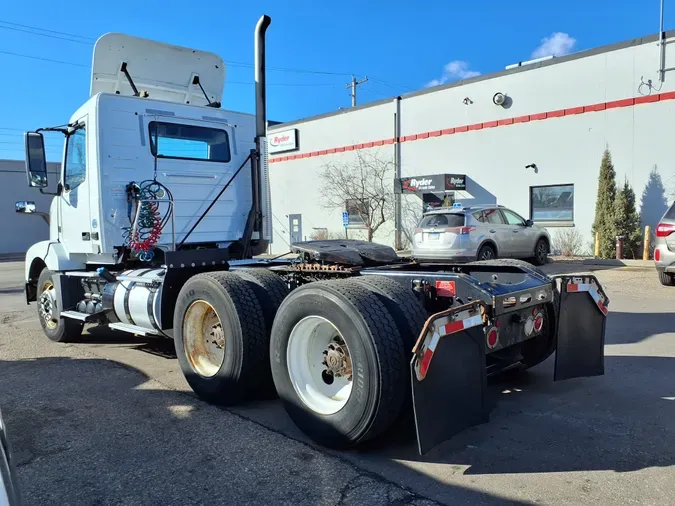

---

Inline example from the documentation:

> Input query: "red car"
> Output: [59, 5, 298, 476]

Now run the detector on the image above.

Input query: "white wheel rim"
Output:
[287, 316, 353, 415]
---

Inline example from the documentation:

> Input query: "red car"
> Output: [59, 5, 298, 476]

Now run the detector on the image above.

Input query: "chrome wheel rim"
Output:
[183, 300, 225, 378]
[38, 280, 58, 330]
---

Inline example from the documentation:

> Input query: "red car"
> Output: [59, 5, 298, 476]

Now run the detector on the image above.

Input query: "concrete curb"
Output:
[580, 258, 653, 268]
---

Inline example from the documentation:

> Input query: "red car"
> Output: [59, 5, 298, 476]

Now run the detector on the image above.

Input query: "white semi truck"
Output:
[16, 15, 610, 454]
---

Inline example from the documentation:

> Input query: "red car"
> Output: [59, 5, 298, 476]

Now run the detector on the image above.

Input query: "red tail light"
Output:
[656, 223, 675, 237]
[655, 249, 661, 261]
[444, 226, 476, 234]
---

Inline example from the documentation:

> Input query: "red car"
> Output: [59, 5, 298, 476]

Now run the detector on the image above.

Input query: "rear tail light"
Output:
[533, 312, 544, 333]
[655, 248, 661, 261]
[444, 226, 476, 234]
[656, 223, 675, 237]
[486, 327, 499, 349]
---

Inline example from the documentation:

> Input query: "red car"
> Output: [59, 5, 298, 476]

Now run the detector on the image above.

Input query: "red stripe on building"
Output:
[269, 91, 675, 163]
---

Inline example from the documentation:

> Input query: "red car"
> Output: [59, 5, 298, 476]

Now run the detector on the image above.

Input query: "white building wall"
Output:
[268, 32, 675, 254]
[0, 160, 61, 255]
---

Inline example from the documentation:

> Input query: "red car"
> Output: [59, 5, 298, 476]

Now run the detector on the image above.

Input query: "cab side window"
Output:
[64, 127, 86, 191]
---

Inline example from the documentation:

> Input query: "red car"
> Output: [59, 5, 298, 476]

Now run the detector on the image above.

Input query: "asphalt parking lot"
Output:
[1, 260, 674, 505]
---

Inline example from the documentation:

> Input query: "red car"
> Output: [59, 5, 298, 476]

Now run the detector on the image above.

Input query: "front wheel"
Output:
[270, 279, 408, 449]
[36, 268, 83, 343]
[532, 238, 549, 266]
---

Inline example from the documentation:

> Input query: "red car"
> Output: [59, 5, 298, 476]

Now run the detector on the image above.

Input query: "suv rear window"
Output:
[419, 213, 465, 228]
[664, 202, 675, 220]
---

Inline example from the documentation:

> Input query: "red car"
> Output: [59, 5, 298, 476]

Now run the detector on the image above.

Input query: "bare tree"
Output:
[317, 150, 394, 242]
[400, 195, 423, 249]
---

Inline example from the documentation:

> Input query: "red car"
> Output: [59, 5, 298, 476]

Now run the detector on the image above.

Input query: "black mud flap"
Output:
[552, 275, 609, 381]
[410, 302, 489, 455]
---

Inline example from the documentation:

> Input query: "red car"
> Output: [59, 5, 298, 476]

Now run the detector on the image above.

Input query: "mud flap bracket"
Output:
[552, 275, 609, 381]
[410, 301, 489, 455]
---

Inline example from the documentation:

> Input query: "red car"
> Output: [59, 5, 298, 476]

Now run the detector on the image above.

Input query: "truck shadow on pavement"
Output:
[0, 356, 530, 506]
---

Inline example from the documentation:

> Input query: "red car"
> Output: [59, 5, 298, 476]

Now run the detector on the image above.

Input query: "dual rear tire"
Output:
[173, 270, 427, 449]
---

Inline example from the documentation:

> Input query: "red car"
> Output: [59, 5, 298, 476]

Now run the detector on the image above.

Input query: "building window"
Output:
[529, 184, 574, 226]
[346, 198, 368, 228]
[148, 121, 231, 163]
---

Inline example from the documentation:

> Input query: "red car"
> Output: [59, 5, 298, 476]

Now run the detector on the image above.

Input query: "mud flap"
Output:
[552, 275, 609, 381]
[410, 302, 489, 455]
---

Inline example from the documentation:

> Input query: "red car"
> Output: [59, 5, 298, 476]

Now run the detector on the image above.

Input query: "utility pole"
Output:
[346, 75, 368, 107]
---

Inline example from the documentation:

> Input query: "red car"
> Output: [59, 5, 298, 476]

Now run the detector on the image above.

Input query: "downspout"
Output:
[659, 0, 666, 82]
[393, 96, 402, 250]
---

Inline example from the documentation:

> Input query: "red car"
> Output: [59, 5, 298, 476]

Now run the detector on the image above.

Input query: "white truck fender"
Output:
[24, 241, 87, 283]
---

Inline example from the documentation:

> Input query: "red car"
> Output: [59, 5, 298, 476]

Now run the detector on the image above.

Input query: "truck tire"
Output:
[173, 271, 268, 405]
[351, 275, 427, 351]
[231, 268, 290, 395]
[36, 268, 83, 343]
[270, 279, 408, 449]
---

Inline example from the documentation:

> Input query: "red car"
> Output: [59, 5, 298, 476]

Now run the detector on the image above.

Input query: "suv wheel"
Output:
[477, 244, 496, 261]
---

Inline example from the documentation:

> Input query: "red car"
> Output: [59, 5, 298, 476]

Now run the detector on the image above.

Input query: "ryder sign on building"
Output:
[268, 128, 298, 154]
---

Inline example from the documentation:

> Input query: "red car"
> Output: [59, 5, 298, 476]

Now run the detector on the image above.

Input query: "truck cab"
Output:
[19, 31, 272, 299]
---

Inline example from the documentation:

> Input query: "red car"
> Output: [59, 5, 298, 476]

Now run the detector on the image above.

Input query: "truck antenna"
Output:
[191, 76, 221, 108]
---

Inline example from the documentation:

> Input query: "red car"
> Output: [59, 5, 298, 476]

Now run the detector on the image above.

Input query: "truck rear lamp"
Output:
[656, 223, 675, 237]
[444, 226, 476, 235]
[486, 327, 499, 349]
[533, 312, 544, 333]
[524, 315, 534, 336]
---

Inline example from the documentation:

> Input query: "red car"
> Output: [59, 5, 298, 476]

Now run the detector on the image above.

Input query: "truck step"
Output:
[60, 310, 103, 322]
[108, 322, 162, 337]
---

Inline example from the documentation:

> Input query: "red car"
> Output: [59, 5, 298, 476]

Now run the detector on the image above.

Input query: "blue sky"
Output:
[0, 0, 671, 161]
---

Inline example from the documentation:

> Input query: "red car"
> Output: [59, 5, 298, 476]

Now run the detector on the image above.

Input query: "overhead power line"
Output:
[0, 20, 94, 41]
[0, 50, 89, 68]
[0, 23, 92, 44]
[0, 18, 412, 91]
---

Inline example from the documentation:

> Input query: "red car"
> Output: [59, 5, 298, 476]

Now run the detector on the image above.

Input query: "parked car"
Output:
[412, 204, 551, 265]
[654, 201, 675, 286]
[0, 408, 21, 505]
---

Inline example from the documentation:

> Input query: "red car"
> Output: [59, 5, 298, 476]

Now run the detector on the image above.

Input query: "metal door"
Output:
[289, 214, 302, 244]
[58, 117, 95, 254]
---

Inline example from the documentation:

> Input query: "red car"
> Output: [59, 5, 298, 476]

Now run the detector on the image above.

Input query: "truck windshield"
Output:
[149, 121, 231, 163]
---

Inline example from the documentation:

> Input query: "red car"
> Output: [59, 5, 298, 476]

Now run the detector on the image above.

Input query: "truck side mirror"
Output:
[15, 201, 37, 214]
[24, 132, 48, 188]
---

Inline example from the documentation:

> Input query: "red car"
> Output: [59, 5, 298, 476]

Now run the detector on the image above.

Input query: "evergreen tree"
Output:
[591, 149, 618, 258]
[639, 165, 669, 259]
[614, 178, 642, 258]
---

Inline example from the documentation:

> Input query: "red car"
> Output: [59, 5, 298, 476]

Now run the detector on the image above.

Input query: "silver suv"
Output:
[412, 205, 551, 265]
[655, 202, 675, 286]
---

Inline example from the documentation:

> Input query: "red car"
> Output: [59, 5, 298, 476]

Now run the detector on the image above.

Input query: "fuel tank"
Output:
[102, 268, 165, 332]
